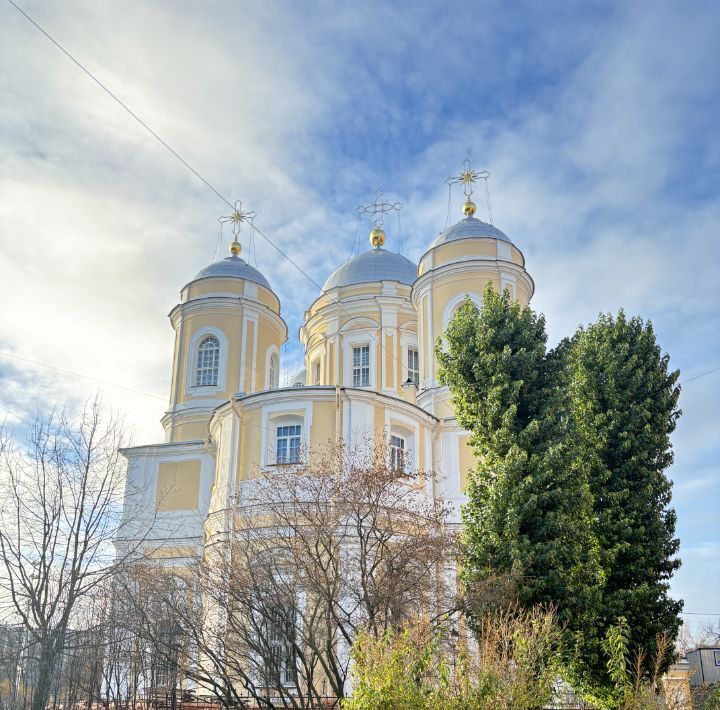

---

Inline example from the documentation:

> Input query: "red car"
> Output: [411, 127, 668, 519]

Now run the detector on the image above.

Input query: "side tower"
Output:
[412, 166, 534, 419]
[118, 229, 285, 563]
[163, 240, 287, 442]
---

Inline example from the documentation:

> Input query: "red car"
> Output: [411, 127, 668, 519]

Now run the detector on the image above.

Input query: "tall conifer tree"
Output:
[567, 311, 682, 686]
[437, 287, 602, 660]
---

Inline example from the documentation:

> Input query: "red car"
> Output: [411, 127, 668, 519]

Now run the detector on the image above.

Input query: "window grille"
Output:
[276, 425, 301, 464]
[265, 606, 295, 686]
[352, 345, 370, 387]
[407, 347, 419, 385]
[390, 434, 406, 472]
[195, 336, 220, 387]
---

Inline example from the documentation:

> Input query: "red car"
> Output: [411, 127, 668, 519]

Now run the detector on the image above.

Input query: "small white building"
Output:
[686, 645, 720, 687]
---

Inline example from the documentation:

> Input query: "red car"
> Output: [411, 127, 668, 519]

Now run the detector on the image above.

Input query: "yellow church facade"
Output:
[119, 184, 534, 566]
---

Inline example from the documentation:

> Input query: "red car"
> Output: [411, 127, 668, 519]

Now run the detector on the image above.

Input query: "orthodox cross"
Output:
[446, 159, 490, 198]
[219, 200, 257, 239]
[356, 190, 402, 227]
[446, 159, 494, 223]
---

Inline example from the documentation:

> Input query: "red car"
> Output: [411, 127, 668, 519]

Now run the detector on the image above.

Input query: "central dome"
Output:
[191, 255, 272, 290]
[431, 216, 512, 248]
[323, 248, 417, 290]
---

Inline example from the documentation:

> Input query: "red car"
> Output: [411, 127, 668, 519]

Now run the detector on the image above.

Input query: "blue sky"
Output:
[1, 1, 718, 634]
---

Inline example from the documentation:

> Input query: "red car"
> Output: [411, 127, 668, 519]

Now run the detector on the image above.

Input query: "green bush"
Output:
[343, 608, 559, 710]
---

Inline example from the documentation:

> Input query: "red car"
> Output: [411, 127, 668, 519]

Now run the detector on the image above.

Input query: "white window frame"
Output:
[407, 347, 419, 386]
[714, 650, 720, 667]
[275, 423, 302, 464]
[261, 403, 312, 469]
[352, 344, 371, 388]
[385, 411, 420, 476]
[341, 322, 379, 389]
[195, 335, 220, 387]
[389, 434, 406, 472]
[186, 327, 228, 395]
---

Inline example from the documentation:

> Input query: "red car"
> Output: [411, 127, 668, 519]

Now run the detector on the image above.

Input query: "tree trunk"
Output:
[32, 645, 56, 710]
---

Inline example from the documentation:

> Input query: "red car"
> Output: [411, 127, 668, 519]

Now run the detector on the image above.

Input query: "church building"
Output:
[119, 166, 534, 573]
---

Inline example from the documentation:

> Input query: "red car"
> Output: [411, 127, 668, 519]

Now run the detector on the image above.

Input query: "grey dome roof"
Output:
[323, 248, 417, 290]
[192, 255, 272, 290]
[431, 216, 512, 248]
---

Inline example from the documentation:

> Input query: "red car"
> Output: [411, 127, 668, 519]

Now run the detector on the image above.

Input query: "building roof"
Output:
[191, 255, 273, 290]
[322, 248, 417, 290]
[430, 216, 513, 248]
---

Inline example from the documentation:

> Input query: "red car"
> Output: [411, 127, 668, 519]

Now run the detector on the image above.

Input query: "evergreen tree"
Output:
[567, 311, 682, 690]
[437, 286, 602, 663]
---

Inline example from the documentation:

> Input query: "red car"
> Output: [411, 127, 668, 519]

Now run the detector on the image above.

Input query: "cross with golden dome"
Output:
[357, 190, 402, 248]
[219, 200, 256, 255]
[447, 159, 491, 217]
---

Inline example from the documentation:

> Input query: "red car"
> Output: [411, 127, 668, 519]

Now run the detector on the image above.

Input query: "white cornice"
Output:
[302, 296, 416, 340]
[119, 440, 206, 458]
[417, 235, 527, 269]
[228, 384, 438, 426]
[412, 258, 535, 304]
[168, 296, 288, 338]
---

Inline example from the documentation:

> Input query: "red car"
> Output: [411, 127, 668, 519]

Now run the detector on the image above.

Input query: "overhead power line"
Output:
[11, 1, 718, 390]
[6, 0, 406, 373]
[0, 351, 167, 401]
[680, 366, 720, 386]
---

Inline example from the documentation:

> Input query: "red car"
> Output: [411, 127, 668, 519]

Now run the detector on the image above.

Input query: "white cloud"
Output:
[1, 0, 718, 612]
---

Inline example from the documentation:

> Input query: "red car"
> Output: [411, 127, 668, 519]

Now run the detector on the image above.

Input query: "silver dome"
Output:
[323, 248, 417, 290]
[431, 216, 512, 248]
[192, 255, 272, 290]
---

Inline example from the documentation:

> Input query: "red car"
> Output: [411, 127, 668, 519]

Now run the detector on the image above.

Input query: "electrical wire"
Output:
[5, 0, 407, 373]
[680, 366, 720, 386]
[5, 0, 232, 210]
[13, 2, 720, 398]
[0, 351, 166, 401]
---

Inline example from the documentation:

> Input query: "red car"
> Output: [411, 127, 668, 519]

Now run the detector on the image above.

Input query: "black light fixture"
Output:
[402, 377, 418, 390]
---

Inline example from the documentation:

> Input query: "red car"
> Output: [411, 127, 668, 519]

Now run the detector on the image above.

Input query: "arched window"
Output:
[195, 336, 220, 387]
[269, 353, 279, 390]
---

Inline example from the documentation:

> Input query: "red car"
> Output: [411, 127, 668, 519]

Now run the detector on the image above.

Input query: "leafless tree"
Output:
[0, 397, 150, 710]
[135, 437, 456, 708]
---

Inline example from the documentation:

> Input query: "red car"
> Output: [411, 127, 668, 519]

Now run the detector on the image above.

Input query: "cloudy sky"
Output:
[1, 1, 718, 630]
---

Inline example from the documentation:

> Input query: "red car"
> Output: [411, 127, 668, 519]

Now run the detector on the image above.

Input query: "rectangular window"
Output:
[352, 345, 370, 387]
[714, 650, 720, 666]
[313, 360, 321, 385]
[276, 425, 301, 464]
[390, 434, 405, 472]
[265, 606, 295, 685]
[407, 347, 419, 386]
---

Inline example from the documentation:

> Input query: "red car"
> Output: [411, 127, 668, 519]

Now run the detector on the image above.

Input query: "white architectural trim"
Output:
[399, 331, 419, 386]
[264, 345, 280, 390]
[442, 291, 483, 331]
[341, 329, 378, 389]
[185, 326, 228, 396]
[384, 408, 420, 473]
[260, 399, 314, 468]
